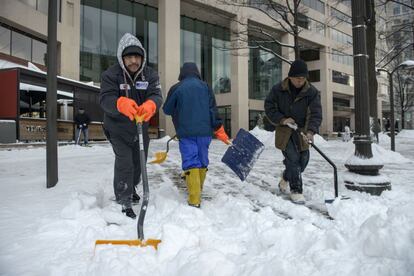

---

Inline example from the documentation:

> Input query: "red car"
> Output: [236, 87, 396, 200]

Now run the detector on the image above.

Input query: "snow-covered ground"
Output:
[1, 129, 413, 276]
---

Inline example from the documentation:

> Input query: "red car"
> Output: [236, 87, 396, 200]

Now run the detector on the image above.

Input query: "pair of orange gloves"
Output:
[117, 96, 156, 122]
[118, 96, 230, 144]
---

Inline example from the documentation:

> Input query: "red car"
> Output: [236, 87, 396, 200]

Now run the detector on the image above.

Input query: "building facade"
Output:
[1, 0, 374, 138]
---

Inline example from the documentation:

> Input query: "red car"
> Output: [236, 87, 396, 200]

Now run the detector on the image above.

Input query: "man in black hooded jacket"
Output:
[100, 33, 163, 218]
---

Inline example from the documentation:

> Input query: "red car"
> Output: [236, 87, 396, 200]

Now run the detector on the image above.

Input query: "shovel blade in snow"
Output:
[95, 239, 161, 249]
[221, 128, 265, 181]
[149, 151, 168, 164]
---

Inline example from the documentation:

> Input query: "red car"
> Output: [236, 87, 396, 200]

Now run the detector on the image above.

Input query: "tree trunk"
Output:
[293, 0, 300, 59]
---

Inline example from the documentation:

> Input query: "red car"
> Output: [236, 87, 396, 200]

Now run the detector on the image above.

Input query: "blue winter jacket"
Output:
[163, 63, 222, 138]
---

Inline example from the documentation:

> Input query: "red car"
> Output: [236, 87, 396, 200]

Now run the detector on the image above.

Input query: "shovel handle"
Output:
[166, 135, 177, 152]
[134, 114, 146, 124]
[287, 122, 338, 198]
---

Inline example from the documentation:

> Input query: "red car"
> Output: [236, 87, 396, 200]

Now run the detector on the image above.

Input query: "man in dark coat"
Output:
[163, 62, 230, 208]
[100, 33, 163, 218]
[264, 60, 322, 204]
[74, 107, 90, 145]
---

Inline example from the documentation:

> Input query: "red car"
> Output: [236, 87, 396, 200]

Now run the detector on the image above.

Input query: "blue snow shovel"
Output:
[221, 128, 265, 181]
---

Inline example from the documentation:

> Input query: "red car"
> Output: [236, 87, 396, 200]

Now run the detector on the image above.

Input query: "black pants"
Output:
[108, 132, 149, 207]
[282, 136, 309, 193]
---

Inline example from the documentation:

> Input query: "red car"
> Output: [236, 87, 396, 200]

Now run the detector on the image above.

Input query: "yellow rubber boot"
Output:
[199, 168, 208, 191]
[185, 168, 201, 207]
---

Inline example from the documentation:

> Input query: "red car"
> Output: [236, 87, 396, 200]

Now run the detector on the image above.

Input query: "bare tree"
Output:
[376, 0, 414, 129]
[394, 71, 414, 128]
[217, 0, 310, 63]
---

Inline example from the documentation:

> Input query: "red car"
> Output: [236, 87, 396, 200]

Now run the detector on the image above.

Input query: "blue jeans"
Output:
[179, 136, 212, 171]
[282, 136, 309, 193]
[75, 127, 89, 145]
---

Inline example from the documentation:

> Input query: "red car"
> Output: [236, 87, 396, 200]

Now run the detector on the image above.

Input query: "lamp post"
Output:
[344, 0, 390, 196]
[377, 60, 414, 151]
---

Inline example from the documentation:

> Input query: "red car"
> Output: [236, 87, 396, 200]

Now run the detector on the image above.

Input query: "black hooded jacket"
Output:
[99, 33, 163, 141]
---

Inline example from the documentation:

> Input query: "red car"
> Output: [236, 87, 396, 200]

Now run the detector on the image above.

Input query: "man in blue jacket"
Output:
[163, 63, 230, 208]
[264, 60, 322, 204]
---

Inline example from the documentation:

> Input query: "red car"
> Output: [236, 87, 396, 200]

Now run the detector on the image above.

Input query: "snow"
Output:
[1, 129, 414, 275]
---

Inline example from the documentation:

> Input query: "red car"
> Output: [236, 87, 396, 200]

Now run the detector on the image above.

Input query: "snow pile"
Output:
[371, 143, 411, 164]
[313, 134, 327, 146]
[396, 129, 414, 139]
[1, 136, 414, 275]
[378, 132, 391, 144]
[249, 126, 274, 147]
[154, 135, 175, 143]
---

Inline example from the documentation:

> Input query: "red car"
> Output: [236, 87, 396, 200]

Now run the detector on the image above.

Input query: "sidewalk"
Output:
[0, 140, 109, 150]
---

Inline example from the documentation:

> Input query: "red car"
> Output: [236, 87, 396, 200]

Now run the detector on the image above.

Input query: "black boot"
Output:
[122, 207, 136, 219]
[132, 192, 140, 205]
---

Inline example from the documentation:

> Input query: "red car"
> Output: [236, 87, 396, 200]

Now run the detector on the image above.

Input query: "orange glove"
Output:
[117, 96, 138, 121]
[136, 100, 156, 122]
[214, 125, 230, 145]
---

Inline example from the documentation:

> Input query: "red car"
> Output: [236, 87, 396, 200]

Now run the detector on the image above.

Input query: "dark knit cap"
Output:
[122, 45, 144, 57]
[288, 60, 308, 78]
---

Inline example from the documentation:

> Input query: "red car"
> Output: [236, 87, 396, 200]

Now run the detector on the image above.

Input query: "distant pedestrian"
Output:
[385, 119, 390, 132]
[74, 107, 90, 145]
[371, 119, 381, 143]
[343, 125, 351, 142]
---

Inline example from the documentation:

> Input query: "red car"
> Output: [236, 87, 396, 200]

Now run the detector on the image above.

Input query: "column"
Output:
[319, 46, 332, 135]
[158, 0, 181, 137]
[230, 14, 249, 137]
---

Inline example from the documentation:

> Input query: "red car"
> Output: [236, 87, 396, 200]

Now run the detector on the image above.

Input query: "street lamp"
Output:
[377, 60, 414, 151]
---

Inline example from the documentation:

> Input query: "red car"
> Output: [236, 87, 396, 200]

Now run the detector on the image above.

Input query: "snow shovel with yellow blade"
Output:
[95, 114, 161, 249]
[149, 135, 177, 164]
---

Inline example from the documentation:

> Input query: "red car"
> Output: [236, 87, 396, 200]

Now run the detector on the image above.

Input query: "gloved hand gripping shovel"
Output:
[149, 135, 177, 164]
[95, 114, 161, 249]
[286, 123, 349, 203]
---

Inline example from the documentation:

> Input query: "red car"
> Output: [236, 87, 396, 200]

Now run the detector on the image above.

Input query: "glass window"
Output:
[308, 70, 320, 82]
[249, 110, 265, 130]
[309, 18, 325, 35]
[212, 28, 231, 94]
[331, 28, 352, 45]
[32, 39, 47, 65]
[180, 16, 230, 92]
[393, 6, 400, 15]
[118, 0, 135, 43]
[249, 37, 282, 100]
[12, 31, 31, 61]
[217, 106, 231, 137]
[80, 1, 159, 83]
[297, 13, 309, 29]
[332, 49, 353, 66]
[331, 7, 351, 25]
[101, 0, 117, 57]
[0, 25, 11, 55]
[147, 21, 158, 70]
[333, 97, 350, 107]
[302, 0, 325, 14]
[300, 49, 320, 61]
[37, 0, 48, 14]
[332, 70, 353, 86]
[181, 17, 202, 70]
[81, 1, 101, 82]
[18, 0, 36, 9]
